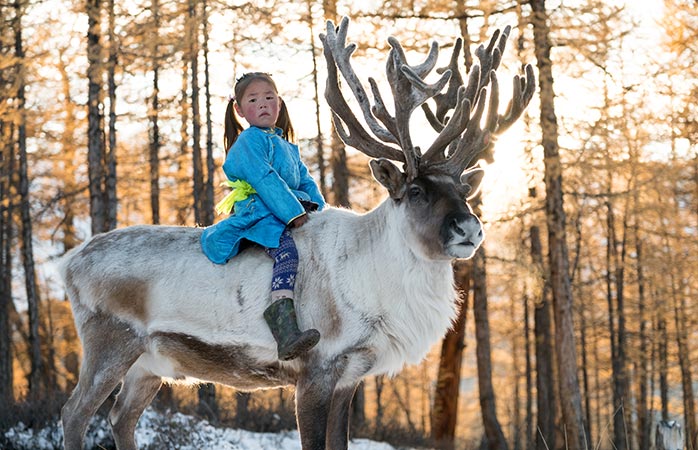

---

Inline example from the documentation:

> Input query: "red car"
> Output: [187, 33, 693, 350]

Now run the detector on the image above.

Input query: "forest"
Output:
[0, 0, 696, 449]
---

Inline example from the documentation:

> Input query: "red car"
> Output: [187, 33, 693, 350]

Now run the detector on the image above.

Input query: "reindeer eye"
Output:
[408, 185, 426, 201]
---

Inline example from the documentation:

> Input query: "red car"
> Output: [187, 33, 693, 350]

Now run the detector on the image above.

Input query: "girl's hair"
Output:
[224, 72, 296, 152]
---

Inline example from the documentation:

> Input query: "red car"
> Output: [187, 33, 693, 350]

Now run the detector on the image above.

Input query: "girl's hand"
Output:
[291, 214, 308, 228]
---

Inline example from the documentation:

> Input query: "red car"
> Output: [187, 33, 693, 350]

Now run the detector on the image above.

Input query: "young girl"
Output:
[201, 72, 326, 361]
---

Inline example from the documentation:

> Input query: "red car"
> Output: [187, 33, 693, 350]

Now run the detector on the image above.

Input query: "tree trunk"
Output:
[523, 292, 533, 450]
[0, 107, 15, 407]
[657, 314, 669, 420]
[87, 0, 107, 235]
[431, 260, 470, 449]
[530, 224, 556, 450]
[375, 375, 385, 436]
[511, 293, 521, 450]
[176, 52, 190, 225]
[189, 0, 204, 226]
[14, 0, 46, 399]
[529, 1, 588, 447]
[323, 0, 348, 207]
[197, 383, 218, 423]
[605, 199, 629, 450]
[671, 275, 697, 450]
[634, 216, 650, 450]
[148, 0, 161, 225]
[235, 392, 251, 428]
[307, 0, 326, 197]
[578, 285, 592, 445]
[473, 247, 508, 450]
[202, 0, 215, 227]
[57, 49, 80, 252]
[105, 0, 117, 231]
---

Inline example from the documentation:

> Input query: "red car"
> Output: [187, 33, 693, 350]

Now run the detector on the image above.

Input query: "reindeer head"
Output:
[320, 18, 535, 259]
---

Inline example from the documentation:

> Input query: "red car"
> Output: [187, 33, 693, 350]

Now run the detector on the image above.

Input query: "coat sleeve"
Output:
[297, 157, 326, 210]
[223, 133, 306, 225]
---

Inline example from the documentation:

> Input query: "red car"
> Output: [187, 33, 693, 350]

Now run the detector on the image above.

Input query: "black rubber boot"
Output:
[263, 298, 321, 361]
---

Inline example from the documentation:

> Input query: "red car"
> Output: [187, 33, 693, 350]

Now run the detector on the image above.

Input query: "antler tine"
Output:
[496, 64, 536, 134]
[424, 38, 465, 126]
[421, 25, 535, 178]
[320, 18, 405, 162]
[421, 87, 472, 163]
[324, 18, 399, 145]
[430, 85, 491, 177]
[385, 36, 452, 179]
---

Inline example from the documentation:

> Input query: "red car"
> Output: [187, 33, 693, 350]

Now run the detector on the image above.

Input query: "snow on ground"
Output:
[3, 407, 415, 449]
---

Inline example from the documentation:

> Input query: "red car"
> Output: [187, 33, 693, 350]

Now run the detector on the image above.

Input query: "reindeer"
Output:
[59, 17, 534, 450]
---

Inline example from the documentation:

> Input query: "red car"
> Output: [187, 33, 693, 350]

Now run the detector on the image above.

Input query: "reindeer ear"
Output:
[370, 158, 407, 200]
[461, 167, 485, 200]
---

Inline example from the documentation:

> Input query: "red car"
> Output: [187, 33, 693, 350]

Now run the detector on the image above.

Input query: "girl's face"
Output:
[234, 79, 281, 129]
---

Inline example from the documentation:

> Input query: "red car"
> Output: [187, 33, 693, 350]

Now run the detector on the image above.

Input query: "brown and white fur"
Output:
[59, 163, 484, 450]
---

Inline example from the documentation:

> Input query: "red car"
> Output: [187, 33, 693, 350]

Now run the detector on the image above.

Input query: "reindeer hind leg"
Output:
[62, 309, 146, 450]
[109, 361, 162, 450]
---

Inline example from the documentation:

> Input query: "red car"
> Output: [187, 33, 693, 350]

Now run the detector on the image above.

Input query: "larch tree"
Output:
[529, 0, 588, 448]
[0, 1, 15, 402]
[322, 0, 350, 207]
[86, 0, 108, 235]
[148, 0, 162, 225]
[306, 0, 327, 197]
[202, 0, 215, 227]
[661, 3, 698, 446]
[14, 0, 46, 399]
[105, 0, 117, 231]
[188, 0, 205, 228]
[56, 46, 81, 253]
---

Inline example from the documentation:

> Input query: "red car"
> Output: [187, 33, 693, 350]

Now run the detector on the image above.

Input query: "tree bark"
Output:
[105, 0, 117, 231]
[87, 0, 107, 235]
[189, 0, 205, 226]
[530, 224, 556, 450]
[431, 260, 470, 449]
[578, 285, 592, 445]
[202, 0, 215, 227]
[605, 198, 630, 450]
[57, 49, 80, 252]
[657, 314, 669, 420]
[529, 1, 588, 447]
[473, 247, 508, 450]
[176, 52, 190, 225]
[14, 0, 45, 399]
[148, 0, 161, 225]
[634, 212, 650, 450]
[0, 100, 15, 407]
[307, 0, 326, 197]
[671, 274, 697, 450]
[523, 292, 533, 450]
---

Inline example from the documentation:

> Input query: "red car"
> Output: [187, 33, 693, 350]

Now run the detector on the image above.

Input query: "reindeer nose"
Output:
[450, 218, 467, 237]
[450, 214, 480, 237]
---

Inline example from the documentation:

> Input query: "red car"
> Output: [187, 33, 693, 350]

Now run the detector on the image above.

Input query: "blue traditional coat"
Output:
[201, 126, 326, 264]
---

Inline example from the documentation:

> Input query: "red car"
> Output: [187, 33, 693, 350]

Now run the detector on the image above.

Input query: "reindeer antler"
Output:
[320, 17, 535, 182]
[422, 26, 536, 177]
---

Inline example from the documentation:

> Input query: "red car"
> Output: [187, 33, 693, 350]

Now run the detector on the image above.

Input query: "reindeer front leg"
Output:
[325, 383, 360, 450]
[326, 350, 374, 450]
[295, 367, 336, 450]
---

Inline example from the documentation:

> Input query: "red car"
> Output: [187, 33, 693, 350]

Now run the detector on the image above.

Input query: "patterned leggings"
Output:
[265, 229, 299, 301]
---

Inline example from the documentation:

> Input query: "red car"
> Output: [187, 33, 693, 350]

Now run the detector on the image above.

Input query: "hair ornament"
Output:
[227, 93, 235, 102]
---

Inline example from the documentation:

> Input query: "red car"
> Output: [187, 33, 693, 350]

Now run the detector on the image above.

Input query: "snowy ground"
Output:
[3, 407, 417, 449]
